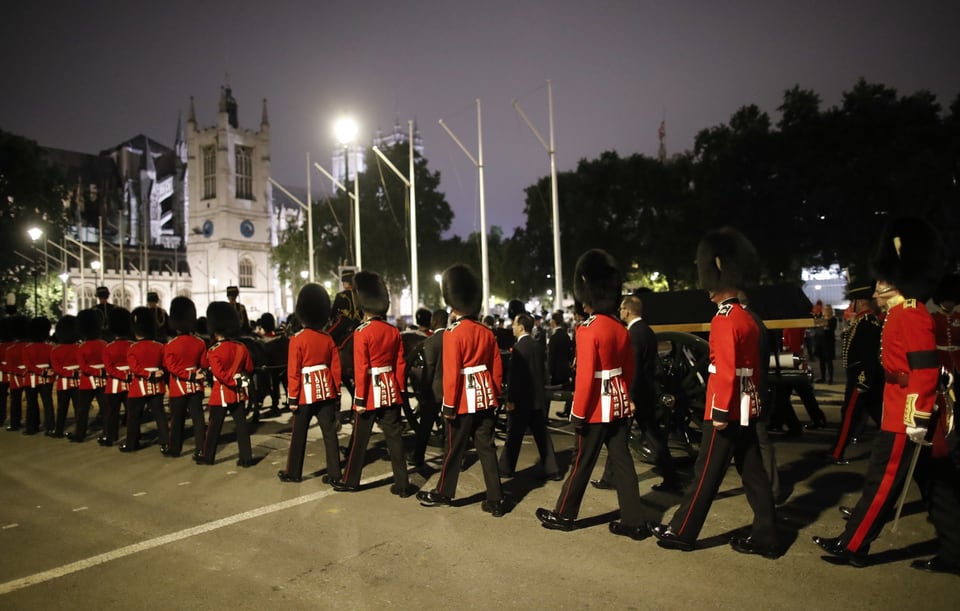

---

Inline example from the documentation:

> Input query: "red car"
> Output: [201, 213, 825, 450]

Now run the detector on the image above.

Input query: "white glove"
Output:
[906, 425, 928, 444]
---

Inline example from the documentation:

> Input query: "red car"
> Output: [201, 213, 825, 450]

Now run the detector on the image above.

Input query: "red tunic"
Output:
[77, 339, 107, 390]
[353, 319, 405, 410]
[127, 340, 166, 398]
[0, 340, 11, 385]
[932, 306, 960, 372]
[880, 298, 938, 433]
[22, 341, 53, 388]
[571, 313, 634, 424]
[203, 340, 253, 407]
[3, 341, 24, 389]
[50, 343, 80, 391]
[705, 300, 761, 424]
[103, 339, 132, 394]
[287, 328, 341, 405]
[442, 317, 503, 416]
[163, 334, 207, 398]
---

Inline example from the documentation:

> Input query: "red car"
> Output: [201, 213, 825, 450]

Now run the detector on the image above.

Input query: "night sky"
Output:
[2, 1, 958, 238]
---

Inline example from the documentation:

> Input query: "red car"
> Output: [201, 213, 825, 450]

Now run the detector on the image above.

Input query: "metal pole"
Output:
[98, 214, 105, 284]
[352, 146, 362, 270]
[306, 152, 315, 282]
[79, 247, 85, 309]
[409, 120, 419, 312]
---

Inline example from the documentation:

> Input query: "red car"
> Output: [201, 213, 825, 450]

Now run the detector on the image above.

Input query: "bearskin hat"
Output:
[169, 296, 197, 334]
[0, 317, 12, 343]
[933, 274, 960, 306]
[146, 291, 160, 304]
[295, 283, 332, 330]
[131, 306, 158, 340]
[206, 301, 240, 338]
[77, 309, 103, 341]
[573, 249, 622, 315]
[54, 315, 79, 344]
[108, 308, 132, 339]
[696, 227, 759, 293]
[7, 315, 29, 341]
[414, 307, 432, 329]
[442, 264, 482, 317]
[28, 317, 52, 342]
[870, 216, 944, 301]
[507, 299, 526, 320]
[353, 271, 390, 317]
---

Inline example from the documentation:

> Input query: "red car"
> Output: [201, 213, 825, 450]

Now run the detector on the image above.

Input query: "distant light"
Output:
[210, 277, 218, 286]
[58, 272, 70, 283]
[819, 215, 826, 221]
[814, 285, 822, 291]
[323, 281, 332, 290]
[546, 289, 553, 296]
[334, 116, 358, 145]
[651, 271, 660, 281]
[90, 260, 101, 271]
[434, 273, 442, 284]
[300, 270, 309, 280]
[27, 227, 43, 241]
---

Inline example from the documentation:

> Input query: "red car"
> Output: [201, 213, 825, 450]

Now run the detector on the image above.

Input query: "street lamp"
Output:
[28, 227, 43, 313]
[300, 270, 309, 280]
[334, 115, 361, 269]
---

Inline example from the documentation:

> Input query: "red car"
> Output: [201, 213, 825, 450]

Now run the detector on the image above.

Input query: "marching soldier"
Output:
[100, 308, 133, 446]
[278, 283, 343, 484]
[22, 317, 54, 435]
[0, 318, 12, 428]
[814, 216, 943, 567]
[72, 309, 108, 442]
[3, 316, 29, 432]
[828, 280, 883, 464]
[417, 264, 505, 516]
[49, 316, 80, 439]
[650, 228, 779, 558]
[163, 297, 207, 458]
[121, 307, 168, 453]
[196, 302, 259, 467]
[334, 272, 413, 496]
[535, 250, 646, 538]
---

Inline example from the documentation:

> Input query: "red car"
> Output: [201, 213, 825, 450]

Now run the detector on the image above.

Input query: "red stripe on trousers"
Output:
[831, 388, 860, 460]
[847, 433, 907, 551]
[557, 428, 585, 515]
[677, 426, 719, 538]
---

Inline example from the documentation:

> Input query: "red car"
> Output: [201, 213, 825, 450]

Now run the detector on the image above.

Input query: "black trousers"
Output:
[25, 384, 54, 433]
[54, 388, 75, 435]
[840, 430, 913, 553]
[72, 388, 102, 439]
[203, 402, 252, 463]
[926, 457, 960, 565]
[668, 421, 777, 547]
[601, 407, 678, 485]
[434, 410, 502, 502]
[411, 399, 441, 465]
[100, 392, 126, 443]
[830, 381, 882, 461]
[169, 392, 205, 455]
[125, 394, 168, 449]
[0, 381, 7, 425]
[342, 405, 407, 487]
[285, 399, 340, 480]
[498, 404, 559, 477]
[6, 387, 23, 429]
[555, 418, 643, 525]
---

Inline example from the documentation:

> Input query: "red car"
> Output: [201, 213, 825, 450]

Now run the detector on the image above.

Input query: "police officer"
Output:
[650, 228, 779, 558]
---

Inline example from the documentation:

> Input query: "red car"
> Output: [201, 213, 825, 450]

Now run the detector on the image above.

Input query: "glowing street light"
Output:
[27, 227, 43, 313]
[300, 270, 309, 280]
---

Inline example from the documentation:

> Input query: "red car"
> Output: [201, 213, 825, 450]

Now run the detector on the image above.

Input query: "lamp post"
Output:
[27, 227, 43, 314]
[58, 272, 70, 314]
[334, 116, 361, 270]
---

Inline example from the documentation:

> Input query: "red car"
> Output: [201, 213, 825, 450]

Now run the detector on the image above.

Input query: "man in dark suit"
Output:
[499, 312, 561, 479]
[592, 295, 682, 492]
[408, 309, 448, 468]
[547, 310, 573, 418]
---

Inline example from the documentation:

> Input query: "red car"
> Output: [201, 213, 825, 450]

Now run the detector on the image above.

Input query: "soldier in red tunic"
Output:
[417, 264, 505, 516]
[197, 301, 258, 467]
[651, 228, 779, 557]
[49, 316, 80, 438]
[121, 307, 168, 453]
[3, 316, 30, 432]
[931, 275, 960, 375]
[100, 309, 132, 446]
[22, 317, 54, 435]
[163, 297, 208, 458]
[278, 283, 343, 484]
[333, 272, 413, 496]
[815, 216, 943, 567]
[72, 309, 107, 442]
[0, 317, 13, 428]
[535, 250, 645, 537]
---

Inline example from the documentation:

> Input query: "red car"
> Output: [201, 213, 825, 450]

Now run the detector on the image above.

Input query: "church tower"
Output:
[185, 86, 275, 318]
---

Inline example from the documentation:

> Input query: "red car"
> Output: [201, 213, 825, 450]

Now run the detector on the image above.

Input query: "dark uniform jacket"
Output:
[627, 318, 658, 411]
[547, 327, 572, 386]
[842, 309, 883, 392]
[507, 334, 546, 411]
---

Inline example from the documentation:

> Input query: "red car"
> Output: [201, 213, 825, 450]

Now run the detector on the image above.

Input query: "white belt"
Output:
[708, 364, 753, 375]
[936, 345, 960, 352]
[371, 366, 393, 375]
[302, 364, 329, 374]
[462, 365, 487, 375]
[594, 368, 622, 379]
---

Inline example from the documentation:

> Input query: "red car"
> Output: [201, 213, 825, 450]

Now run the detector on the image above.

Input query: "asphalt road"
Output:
[0, 385, 956, 610]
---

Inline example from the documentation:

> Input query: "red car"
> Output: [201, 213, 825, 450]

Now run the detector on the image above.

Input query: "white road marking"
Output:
[177, 481, 191, 486]
[2, 524, 18, 530]
[132, 492, 147, 497]
[0, 473, 390, 595]
[72, 507, 88, 512]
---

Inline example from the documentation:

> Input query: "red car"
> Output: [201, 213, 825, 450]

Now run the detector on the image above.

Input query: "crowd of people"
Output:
[1, 217, 958, 577]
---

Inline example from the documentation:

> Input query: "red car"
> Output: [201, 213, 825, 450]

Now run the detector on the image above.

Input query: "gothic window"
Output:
[236, 146, 253, 200]
[202, 146, 216, 199]
[114, 287, 134, 309]
[79, 286, 95, 310]
[239, 257, 254, 288]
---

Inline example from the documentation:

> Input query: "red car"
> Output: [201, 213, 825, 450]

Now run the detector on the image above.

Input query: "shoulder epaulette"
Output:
[717, 304, 733, 316]
[904, 299, 917, 309]
[210, 341, 222, 350]
[356, 320, 371, 332]
[293, 329, 306, 337]
[449, 320, 463, 330]
[581, 314, 597, 327]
